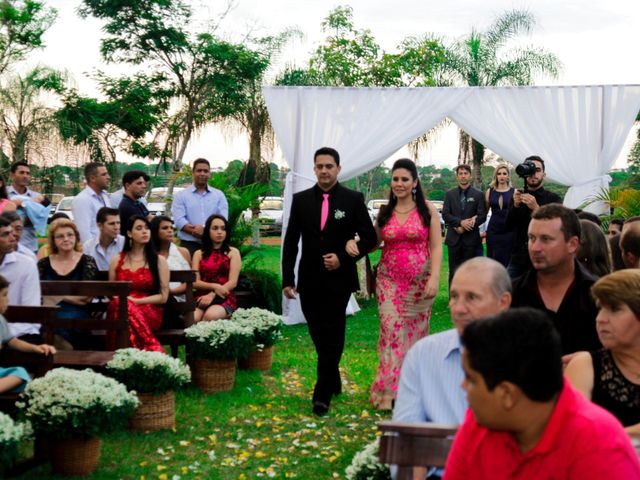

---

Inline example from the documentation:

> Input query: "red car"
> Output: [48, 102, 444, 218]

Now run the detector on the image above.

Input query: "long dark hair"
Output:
[0, 173, 9, 200]
[377, 158, 431, 229]
[201, 214, 231, 258]
[149, 215, 173, 252]
[123, 215, 160, 294]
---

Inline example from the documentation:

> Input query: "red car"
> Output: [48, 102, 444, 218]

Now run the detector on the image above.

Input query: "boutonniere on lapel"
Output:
[466, 197, 475, 203]
[334, 209, 346, 220]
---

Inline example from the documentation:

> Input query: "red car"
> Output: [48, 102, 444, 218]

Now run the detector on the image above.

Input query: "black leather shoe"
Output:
[312, 401, 329, 416]
[332, 384, 342, 397]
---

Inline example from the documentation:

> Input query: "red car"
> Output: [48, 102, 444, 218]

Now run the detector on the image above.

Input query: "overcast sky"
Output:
[28, 0, 640, 169]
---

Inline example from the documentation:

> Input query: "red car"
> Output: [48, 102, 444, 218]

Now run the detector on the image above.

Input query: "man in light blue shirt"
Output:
[72, 162, 112, 243]
[7, 161, 44, 252]
[392, 257, 512, 479]
[172, 158, 228, 256]
[83, 207, 124, 271]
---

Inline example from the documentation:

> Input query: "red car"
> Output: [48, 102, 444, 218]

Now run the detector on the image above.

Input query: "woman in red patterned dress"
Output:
[192, 214, 241, 322]
[108, 215, 169, 352]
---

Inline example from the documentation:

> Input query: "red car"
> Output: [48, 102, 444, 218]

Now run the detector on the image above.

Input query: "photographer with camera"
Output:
[505, 156, 562, 278]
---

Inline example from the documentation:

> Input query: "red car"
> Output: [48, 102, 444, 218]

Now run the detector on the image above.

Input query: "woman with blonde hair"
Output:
[485, 164, 515, 267]
[566, 269, 640, 432]
[37, 218, 99, 349]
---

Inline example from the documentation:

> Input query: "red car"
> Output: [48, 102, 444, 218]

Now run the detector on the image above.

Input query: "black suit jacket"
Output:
[442, 186, 487, 247]
[282, 183, 377, 295]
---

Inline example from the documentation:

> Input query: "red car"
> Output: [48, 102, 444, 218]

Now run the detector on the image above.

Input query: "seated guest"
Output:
[620, 220, 640, 268]
[511, 204, 600, 354]
[0, 173, 17, 214]
[71, 162, 112, 243]
[0, 275, 55, 393]
[577, 218, 611, 277]
[118, 170, 151, 235]
[608, 218, 624, 237]
[444, 307, 640, 480]
[609, 233, 626, 271]
[393, 257, 511, 480]
[575, 209, 602, 226]
[38, 219, 99, 349]
[107, 215, 168, 352]
[83, 207, 125, 271]
[566, 269, 640, 432]
[150, 215, 191, 299]
[0, 216, 41, 343]
[1, 211, 36, 262]
[37, 212, 71, 260]
[192, 214, 240, 322]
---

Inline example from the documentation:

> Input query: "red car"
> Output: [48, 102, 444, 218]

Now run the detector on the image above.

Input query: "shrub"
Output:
[0, 412, 26, 469]
[345, 438, 391, 480]
[232, 307, 283, 348]
[185, 320, 254, 360]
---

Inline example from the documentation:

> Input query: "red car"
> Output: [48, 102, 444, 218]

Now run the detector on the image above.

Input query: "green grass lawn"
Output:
[17, 245, 452, 479]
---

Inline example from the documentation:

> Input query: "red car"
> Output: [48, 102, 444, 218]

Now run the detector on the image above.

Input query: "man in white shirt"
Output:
[83, 207, 125, 271]
[0, 211, 37, 262]
[72, 162, 112, 243]
[0, 216, 41, 342]
[7, 161, 44, 252]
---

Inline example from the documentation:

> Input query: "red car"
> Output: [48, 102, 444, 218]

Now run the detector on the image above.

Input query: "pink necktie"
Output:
[320, 193, 329, 230]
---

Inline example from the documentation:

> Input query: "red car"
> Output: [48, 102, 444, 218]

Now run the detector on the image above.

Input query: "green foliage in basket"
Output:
[16, 368, 138, 439]
[106, 348, 191, 394]
[0, 412, 26, 469]
[185, 320, 254, 360]
[232, 307, 283, 348]
[345, 438, 391, 480]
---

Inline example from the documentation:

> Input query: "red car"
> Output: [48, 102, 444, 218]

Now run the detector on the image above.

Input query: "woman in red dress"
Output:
[108, 215, 169, 352]
[192, 214, 241, 322]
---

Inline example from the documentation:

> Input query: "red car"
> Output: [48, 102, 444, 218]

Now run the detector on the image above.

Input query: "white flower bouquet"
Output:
[106, 348, 191, 394]
[17, 368, 138, 439]
[0, 412, 26, 469]
[185, 320, 254, 360]
[345, 438, 391, 480]
[232, 307, 283, 348]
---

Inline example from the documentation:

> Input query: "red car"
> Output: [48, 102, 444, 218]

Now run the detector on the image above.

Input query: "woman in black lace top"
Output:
[566, 269, 640, 431]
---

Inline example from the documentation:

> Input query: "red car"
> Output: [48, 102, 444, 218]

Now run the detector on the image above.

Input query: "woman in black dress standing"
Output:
[485, 164, 515, 267]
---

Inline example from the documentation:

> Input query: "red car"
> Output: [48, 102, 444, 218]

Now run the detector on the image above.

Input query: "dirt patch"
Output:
[259, 236, 281, 246]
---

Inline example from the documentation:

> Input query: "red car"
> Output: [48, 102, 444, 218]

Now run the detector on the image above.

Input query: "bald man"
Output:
[620, 219, 640, 268]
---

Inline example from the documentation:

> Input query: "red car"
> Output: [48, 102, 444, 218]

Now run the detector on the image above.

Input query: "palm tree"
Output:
[441, 9, 562, 185]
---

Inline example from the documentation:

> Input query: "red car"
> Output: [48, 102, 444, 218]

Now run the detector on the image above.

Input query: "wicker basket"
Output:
[130, 391, 176, 432]
[192, 358, 236, 393]
[48, 436, 101, 476]
[238, 346, 273, 371]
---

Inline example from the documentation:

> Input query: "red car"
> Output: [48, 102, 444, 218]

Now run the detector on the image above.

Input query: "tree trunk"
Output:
[457, 129, 472, 165]
[471, 138, 485, 187]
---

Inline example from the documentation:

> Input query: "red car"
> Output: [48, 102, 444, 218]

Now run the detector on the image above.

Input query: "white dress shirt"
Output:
[83, 234, 125, 271]
[0, 252, 42, 337]
[72, 186, 112, 244]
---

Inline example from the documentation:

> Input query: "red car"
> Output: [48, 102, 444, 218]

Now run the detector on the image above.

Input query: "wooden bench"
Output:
[378, 421, 458, 479]
[40, 280, 131, 371]
[155, 270, 197, 357]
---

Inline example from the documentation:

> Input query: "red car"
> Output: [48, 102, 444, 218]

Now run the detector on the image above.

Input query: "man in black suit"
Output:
[442, 164, 487, 285]
[282, 147, 376, 416]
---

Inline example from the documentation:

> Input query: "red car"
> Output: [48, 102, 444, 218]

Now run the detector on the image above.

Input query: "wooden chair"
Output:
[155, 270, 197, 357]
[377, 421, 458, 479]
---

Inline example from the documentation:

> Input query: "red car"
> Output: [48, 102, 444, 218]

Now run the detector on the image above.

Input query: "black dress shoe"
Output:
[312, 401, 329, 416]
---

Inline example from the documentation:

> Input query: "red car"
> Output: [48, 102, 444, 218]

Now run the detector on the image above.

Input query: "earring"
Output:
[412, 188, 416, 200]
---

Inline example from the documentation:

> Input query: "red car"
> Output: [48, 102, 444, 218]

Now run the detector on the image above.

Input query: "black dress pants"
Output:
[299, 288, 352, 405]
[447, 242, 481, 285]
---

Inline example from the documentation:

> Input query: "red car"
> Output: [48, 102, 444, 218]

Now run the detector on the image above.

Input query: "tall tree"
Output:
[0, 0, 56, 75]
[440, 9, 561, 185]
[0, 65, 65, 167]
[79, 0, 268, 175]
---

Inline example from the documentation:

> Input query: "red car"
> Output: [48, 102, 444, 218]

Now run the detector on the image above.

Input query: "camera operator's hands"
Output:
[520, 193, 539, 211]
[513, 189, 522, 207]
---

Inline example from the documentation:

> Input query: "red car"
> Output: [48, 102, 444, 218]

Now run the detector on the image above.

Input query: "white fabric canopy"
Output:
[264, 85, 640, 324]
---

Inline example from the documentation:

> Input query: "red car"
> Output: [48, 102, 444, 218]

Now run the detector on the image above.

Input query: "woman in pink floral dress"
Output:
[369, 159, 442, 410]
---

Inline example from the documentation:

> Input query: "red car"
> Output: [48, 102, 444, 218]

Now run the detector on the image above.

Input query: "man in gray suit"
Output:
[442, 164, 487, 285]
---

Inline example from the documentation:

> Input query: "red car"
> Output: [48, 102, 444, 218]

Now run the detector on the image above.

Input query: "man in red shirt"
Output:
[444, 308, 640, 480]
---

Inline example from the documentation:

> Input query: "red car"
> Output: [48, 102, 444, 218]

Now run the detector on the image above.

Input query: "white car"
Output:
[54, 196, 75, 221]
[146, 187, 184, 217]
[243, 196, 284, 235]
[367, 199, 388, 222]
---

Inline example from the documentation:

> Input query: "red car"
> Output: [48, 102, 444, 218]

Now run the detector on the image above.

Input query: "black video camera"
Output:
[515, 160, 537, 178]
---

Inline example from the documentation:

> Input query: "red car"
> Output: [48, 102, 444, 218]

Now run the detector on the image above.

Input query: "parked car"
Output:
[54, 196, 75, 221]
[146, 187, 184, 217]
[243, 196, 284, 235]
[429, 200, 445, 236]
[367, 199, 388, 222]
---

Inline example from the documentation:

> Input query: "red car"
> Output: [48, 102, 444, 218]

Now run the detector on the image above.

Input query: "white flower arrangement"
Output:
[345, 438, 391, 480]
[232, 307, 283, 348]
[334, 209, 346, 220]
[106, 348, 191, 394]
[185, 319, 255, 360]
[17, 368, 139, 439]
[0, 412, 26, 469]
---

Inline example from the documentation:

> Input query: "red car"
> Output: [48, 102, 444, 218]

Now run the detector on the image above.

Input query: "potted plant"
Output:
[17, 368, 138, 476]
[184, 320, 254, 393]
[0, 412, 26, 474]
[345, 438, 391, 480]
[234, 307, 283, 371]
[106, 348, 191, 432]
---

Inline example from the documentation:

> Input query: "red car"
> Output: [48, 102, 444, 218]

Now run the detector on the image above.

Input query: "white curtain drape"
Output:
[263, 85, 640, 324]
[450, 85, 640, 212]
